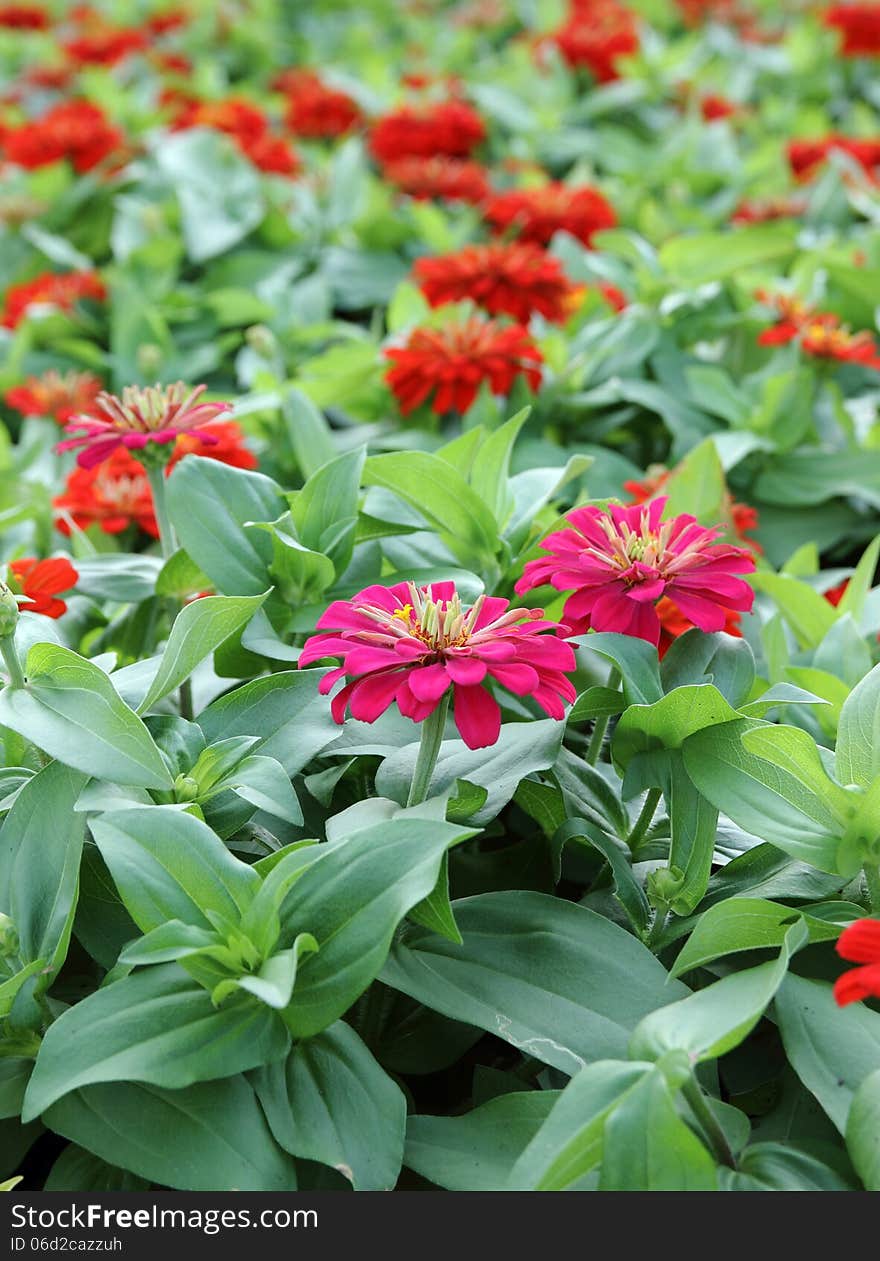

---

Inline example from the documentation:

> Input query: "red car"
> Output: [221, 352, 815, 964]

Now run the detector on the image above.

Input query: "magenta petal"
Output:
[453, 683, 501, 749]
[397, 674, 438, 721]
[445, 656, 488, 685]
[408, 662, 452, 702]
[488, 662, 539, 695]
[347, 671, 403, 722]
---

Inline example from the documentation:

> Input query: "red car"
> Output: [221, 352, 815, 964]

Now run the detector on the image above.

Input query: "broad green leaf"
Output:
[0, 646, 172, 790]
[383, 891, 687, 1073]
[254, 1020, 406, 1190]
[775, 974, 880, 1133]
[599, 1069, 717, 1191]
[660, 630, 755, 708]
[90, 807, 260, 934]
[137, 594, 268, 714]
[406, 1091, 561, 1191]
[836, 662, 880, 788]
[44, 1077, 297, 1190]
[665, 753, 719, 914]
[658, 223, 798, 284]
[45, 1147, 148, 1191]
[721, 1143, 854, 1192]
[288, 446, 364, 576]
[582, 633, 663, 705]
[156, 129, 265, 261]
[750, 573, 837, 650]
[23, 965, 290, 1120]
[612, 684, 741, 770]
[220, 754, 303, 825]
[846, 1067, 880, 1191]
[553, 818, 649, 932]
[282, 387, 335, 479]
[469, 407, 530, 526]
[661, 438, 726, 522]
[837, 535, 880, 621]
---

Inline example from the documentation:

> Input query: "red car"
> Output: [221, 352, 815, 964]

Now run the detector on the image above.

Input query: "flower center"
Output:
[391, 587, 478, 650]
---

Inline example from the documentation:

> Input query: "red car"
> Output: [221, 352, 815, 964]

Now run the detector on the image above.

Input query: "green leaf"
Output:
[23, 965, 290, 1120]
[750, 573, 837, 650]
[665, 753, 719, 914]
[406, 1090, 560, 1191]
[220, 754, 303, 825]
[509, 1061, 649, 1190]
[582, 633, 663, 705]
[45, 1147, 148, 1191]
[229, 935, 318, 1009]
[554, 818, 650, 932]
[836, 663, 880, 789]
[612, 684, 741, 770]
[0, 761, 87, 987]
[0, 646, 172, 790]
[469, 407, 530, 526]
[722, 1143, 854, 1192]
[44, 1077, 297, 1190]
[281, 387, 336, 479]
[363, 451, 498, 569]
[156, 130, 265, 262]
[599, 1069, 717, 1190]
[288, 447, 364, 576]
[670, 898, 854, 978]
[846, 1067, 880, 1191]
[137, 594, 268, 714]
[837, 535, 880, 622]
[631, 922, 807, 1064]
[661, 438, 726, 522]
[165, 457, 285, 596]
[281, 817, 475, 1039]
[254, 1020, 406, 1190]
[775, 974, 880, 1133]
[682, 719, 845, 874]
[383, 891, 687, 1073]
[658, 223, 798, 285]
[89, 806, 260, 934]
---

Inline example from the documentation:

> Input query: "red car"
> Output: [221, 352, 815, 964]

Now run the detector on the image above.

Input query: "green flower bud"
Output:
[0, 583, 19, 638]
[174, 773, 201, 803]
[245, 323, 277, 359]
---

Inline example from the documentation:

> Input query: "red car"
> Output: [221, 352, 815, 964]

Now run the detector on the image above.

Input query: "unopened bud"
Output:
[0, 584, 19, 638]
[245, 323, 277, 359]
[174, 774, 200, 804]
[136, 343, 163, 376]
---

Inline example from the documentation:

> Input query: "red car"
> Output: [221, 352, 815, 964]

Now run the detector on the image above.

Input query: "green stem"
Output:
[864, 863, 880, 914]
[179, 677, 194, 723]
[0, 636, 26, 690]
[585, 666, 621, 765]
[146, 463, 176, 561]
[628, 787, 662, 851]
[646, 906, 668, 950]
[407, 694, 449, 807]
[682, 1078, 737, 1169]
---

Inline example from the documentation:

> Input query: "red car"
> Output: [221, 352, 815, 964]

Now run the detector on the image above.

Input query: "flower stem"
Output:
[407, 694, 449, 807]
[864, 862, 880, 914]
[0, 636, 26, 690]
[628, 787, 661, 851]
[585, 666, 621, 765]
[682, 1078, 737, 1169]
[146, 463, 176, 561]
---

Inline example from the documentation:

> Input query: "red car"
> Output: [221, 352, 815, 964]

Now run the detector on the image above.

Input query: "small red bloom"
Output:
[413, 242, 583, 324]
[7, 556, 78, 618]
[299, 580, 577, 750]
[381, 155, 490, 203]
[731, 195, 806, 225]
[2, 100, 124, 173]
[834, 918, 880, 1005]
[700, 93, 739, 121]
[167, 420, 258, 472]
[5, 370, 103, 424]
[146, 9, 189, 35]
[598, 282, 628, 312]
[756, 292, 880, 368]
[278, 69, 363, 139]
[1, 271, 106, 330]
[0, 4, 48, 28]
[54, 447, 159, 539]
[788, 135, 880, 181]
[516, 497, 756, 646]
[369, 100, 486, 163]
[824, 3, 880, 56]
[384, 318, 543, 416]
[484, 182, 618, 247]
[63, 25, 148, 66]
[656, 595, 742, 658]
[824, 578, 850, 607]
[552, 0, 640, 82]
[171, 97, 301, 176]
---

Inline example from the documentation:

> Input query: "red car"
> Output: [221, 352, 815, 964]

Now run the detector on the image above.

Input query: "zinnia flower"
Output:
[7, 557, 78, 619]
[380, 155, 490, 203]
[731, 195, 806, 225]
[551, 0, 639, 82]
[824, 3, 880, 56]
[484, 182, 617, 247]
[1, 271, 106, 330]
[624, 468, 762, 554]
[298, 580, 577, 749]
[5, 370, 103, 425]
[757, 293, 880, 368]
[57, 382, 233, 470]
[655, 597, 743, 658]
[384, 318, 543, 415]
[413, 243, 583, 324]
[278, 69, 363, 138]
[171, 97, 301, 175]
[63, 25, 148, 66]
[788, 136, 880, 181]
[834, 918, 880, 1005]
[515, 496, 755, 646]
[167, 419, 258, 472]
[2, 101, 124, 174]
[0, 4, 49, 28]
[369, 100, 486, 163]
[54, 448, 159, 538]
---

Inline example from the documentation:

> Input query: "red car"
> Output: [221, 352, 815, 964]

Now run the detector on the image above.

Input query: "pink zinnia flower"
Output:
[299, 580, 577, 750]
[57, 382, 233, 470]
[515, 497, 755, 647]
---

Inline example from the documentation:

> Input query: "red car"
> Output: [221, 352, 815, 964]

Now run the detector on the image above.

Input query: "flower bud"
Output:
[0, 583, 20, 638]
[245, 323, 278, 359]
[136, 343, 163, 376]
[174, 773, 201, 804]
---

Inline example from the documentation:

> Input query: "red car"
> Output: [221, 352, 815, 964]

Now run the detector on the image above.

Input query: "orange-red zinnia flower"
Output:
[0, 4, 49, 28]
[384, 318, 543, 415]
[278, 69, 363, 138]
[551, 0, 640, 82]
[484, 182, 618, 247]
[369, 100, 486, 163]
[824, 4, 880, 56]
[5, 371, 103, 424]
[834, 918, 880, 1005]
[413, 242, 583, 323]
[7, 557, 78, 618]
[380, 155, 490, 203]
[1, 271, 106, 330]
[2, 101, 124, 174]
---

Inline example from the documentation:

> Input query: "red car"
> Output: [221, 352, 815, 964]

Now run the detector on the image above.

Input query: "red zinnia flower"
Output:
[824, 3, 880, 56]
[834, 918, 880, 1005]
[278, 69, 363, 138]
[731, 195, 806, 225]
[54, 448, 159, 539]
[369, 100, 486, 163]
[58, 382, 233, 470]
[1, 271, 106, 330]
[756, 292, 880, 368]
[5, 370, 103, 424]
[824, 578, 850, 607]
[624, 468, 762, 554]
[551, 0, 640, 82]
[700, 93, 739, 121]
[484, 182, 618, 247]
[788, 135, 880, 181]
[63, 26, 148, 66]
[413, 242, 583, 324]
[167, 420, 258, 472]
[299, 580, 577, 749]
[7, 556, 78, 618]
[381, 155, 490, 203]
[170, 97, 301, 176]
[0, 4, 49, 28]
[516, 496, 755, 646]
[384, 318, 543, 415]
[2, 101, 124, 173]
[146, 9, 189, 35]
